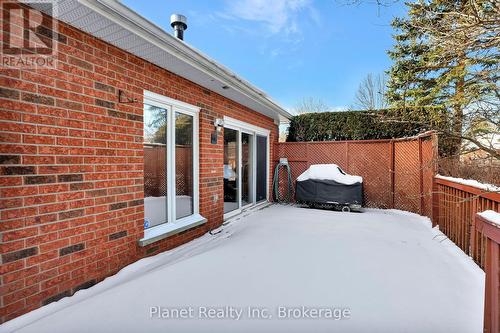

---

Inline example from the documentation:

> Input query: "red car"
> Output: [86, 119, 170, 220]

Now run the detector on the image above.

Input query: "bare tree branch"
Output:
[352, 73, 388, 110]
[294, 97, 331, 114]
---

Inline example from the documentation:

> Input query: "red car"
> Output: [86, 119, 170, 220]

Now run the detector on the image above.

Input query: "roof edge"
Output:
[78, 0, 293, 120]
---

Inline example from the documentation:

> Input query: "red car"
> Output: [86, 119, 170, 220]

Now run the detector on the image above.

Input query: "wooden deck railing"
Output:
[433, 177, 499, 333]
[476, 214, 500, 333]
[433, 177, 499, 267]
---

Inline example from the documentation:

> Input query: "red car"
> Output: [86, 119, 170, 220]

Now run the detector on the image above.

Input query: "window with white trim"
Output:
[142, 91, 201, 232]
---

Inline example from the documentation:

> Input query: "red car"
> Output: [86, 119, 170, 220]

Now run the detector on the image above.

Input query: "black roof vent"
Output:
[170, 14, 187, 40]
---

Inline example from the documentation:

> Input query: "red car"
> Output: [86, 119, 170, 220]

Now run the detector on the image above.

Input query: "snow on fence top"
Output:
[478, 210, 500, 227]
[297, 164, 363, 184]
[435, 174, 499, 192]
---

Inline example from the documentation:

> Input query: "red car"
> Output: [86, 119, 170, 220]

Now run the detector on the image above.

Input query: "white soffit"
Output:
[35, 0, 292, 121]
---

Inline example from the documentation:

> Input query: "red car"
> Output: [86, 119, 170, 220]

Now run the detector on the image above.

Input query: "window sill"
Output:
[138, 214, 207, 247]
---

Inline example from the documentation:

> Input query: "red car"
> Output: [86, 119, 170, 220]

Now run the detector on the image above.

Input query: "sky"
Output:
[122, 0, 407, 112]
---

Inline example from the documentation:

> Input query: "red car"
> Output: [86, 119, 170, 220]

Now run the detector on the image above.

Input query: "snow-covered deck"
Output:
[1, 205, 484, 333]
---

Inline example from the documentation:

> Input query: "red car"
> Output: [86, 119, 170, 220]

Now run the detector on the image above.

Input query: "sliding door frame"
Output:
[223, 116, 270, 219]
[240, 130, 254, 209]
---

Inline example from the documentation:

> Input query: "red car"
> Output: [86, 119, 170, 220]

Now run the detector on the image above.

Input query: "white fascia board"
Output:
[223, 116, 271, 136]
[78, 0, 292, 120]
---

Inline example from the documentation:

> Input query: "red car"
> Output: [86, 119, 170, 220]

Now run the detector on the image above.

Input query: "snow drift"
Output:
[0, 206, 484, 333]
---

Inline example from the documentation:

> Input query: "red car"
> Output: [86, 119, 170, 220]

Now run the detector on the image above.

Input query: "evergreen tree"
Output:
[386, 0, 499, 158]
[386, 9, 437, 107]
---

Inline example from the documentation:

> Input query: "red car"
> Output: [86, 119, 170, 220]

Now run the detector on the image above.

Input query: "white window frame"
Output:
[223, 116, 270, 219]
[139, 91, 206, 246]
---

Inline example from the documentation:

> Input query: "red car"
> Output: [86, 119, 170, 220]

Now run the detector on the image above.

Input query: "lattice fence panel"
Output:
[349, 142, 392, 208]
[306, 142, 348, 170]
[278, 143, 308, 161]
[175, 145, 193, 196]
[144, 145, 193, 197]
[421, 135, 436, 218]
[274, 134, 437, 215]
[144, 145, 167, 197]
[277, 161, 308, 201]
[394, 140, 421, 213]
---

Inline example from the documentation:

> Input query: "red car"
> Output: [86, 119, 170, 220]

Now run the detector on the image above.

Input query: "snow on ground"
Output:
[478, 210, 500, 226]
[436, 174, 499, 192]
[297, 164, 362, 184]
[0, 205, 484, 333]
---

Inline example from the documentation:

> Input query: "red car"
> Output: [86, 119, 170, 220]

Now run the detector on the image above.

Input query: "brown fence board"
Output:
[476, 214, 500, 333]
[433, 177, 499, 266]
[275, 132, 437, 216]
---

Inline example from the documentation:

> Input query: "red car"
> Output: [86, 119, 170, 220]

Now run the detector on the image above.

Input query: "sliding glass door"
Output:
[223, 117, 269, 217]
[224, 128, 238, 214]
[256, 135, 267, 203]
[241, 132, 253, 206]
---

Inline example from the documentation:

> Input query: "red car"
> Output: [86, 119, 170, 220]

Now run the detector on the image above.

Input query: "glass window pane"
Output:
[175, 112, 194, 219]
[143, 104, 168, 229]
[224, 128, 238, 213]
[256, 135, 267, 202]
[241, 133, 253, 206]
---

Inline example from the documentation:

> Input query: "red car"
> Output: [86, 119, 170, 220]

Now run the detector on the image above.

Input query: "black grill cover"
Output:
[295, 179, 363, 206]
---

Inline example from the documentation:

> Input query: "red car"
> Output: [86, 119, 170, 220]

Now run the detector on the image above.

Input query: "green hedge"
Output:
[287, 106, 447, 139]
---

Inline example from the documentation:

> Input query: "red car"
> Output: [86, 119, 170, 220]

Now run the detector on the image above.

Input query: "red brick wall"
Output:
[0, 17, 278, 322]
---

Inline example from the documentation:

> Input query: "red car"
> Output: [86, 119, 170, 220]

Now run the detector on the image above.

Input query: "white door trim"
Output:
[223, 116, 270, 220]
[223, 116, 270, 136]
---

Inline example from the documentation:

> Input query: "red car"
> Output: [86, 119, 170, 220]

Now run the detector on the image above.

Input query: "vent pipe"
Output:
[170, 14, 187, 40]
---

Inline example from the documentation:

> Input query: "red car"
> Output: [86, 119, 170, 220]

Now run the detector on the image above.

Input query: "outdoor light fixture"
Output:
[214, 118, 224, 132]
[211, 118, 224, 144]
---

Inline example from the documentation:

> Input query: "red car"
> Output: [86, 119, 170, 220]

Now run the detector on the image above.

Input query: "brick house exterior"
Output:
[0, 1, 288, 322]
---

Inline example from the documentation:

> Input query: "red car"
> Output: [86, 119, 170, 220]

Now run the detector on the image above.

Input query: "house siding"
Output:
[0, 18, 278, 322]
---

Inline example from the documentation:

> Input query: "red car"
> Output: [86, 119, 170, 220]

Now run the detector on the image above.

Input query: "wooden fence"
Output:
[433, 177, 499, 267]
[144, 144, 193, 197]
[277, 133, 500, 330]
[275, 132, 437, 217]
[476, 214, 500, 333]
[433, 177, 499, 333]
